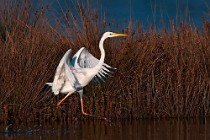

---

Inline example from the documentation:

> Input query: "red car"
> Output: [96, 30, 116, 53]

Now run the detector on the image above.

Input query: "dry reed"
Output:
[0, 1, 210, 123]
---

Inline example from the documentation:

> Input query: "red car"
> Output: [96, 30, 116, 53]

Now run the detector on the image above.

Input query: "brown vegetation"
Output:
[0, 1, 210, 123]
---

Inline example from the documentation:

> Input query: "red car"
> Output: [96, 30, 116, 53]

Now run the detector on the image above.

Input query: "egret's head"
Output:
[102, 32, 127, 39]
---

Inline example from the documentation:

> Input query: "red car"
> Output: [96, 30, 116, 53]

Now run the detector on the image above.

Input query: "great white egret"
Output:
[46, 32, 127, 119]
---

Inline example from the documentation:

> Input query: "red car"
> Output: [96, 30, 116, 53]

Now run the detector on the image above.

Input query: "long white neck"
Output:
[95, 36, 106, 70]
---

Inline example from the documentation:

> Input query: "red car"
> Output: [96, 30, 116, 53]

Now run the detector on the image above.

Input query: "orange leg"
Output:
[57, 94, 70, 106]
[80, 98, 107, 120]
[80, 98, 91, 116]
[57, 93, 108, 121]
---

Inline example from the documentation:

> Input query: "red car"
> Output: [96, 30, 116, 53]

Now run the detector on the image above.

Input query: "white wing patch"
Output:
[51, 49, 76, 95]
[71, 47, 116, 83]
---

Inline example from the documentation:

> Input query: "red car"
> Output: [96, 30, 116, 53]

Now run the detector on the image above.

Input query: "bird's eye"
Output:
[110, 33, 112, 35]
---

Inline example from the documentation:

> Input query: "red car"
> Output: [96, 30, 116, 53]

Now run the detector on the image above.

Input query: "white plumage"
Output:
[46, 32, 127, 118]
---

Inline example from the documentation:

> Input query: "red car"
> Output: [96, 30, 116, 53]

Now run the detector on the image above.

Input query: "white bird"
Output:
[46, 32, 127, 119]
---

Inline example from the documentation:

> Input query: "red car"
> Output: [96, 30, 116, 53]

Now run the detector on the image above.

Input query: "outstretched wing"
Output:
[71, 47, 116, 83]
[51, 49, 76, 95]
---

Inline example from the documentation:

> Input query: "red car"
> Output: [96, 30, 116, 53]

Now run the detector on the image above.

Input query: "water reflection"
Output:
[0, 118, 210, 140]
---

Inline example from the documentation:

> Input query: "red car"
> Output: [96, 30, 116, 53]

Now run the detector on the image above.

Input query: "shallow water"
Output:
[0, 119, 210, 140]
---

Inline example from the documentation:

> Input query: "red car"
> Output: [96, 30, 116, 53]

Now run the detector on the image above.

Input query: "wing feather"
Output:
[51, 49, 76, 95]
[71, 47, 116, 83]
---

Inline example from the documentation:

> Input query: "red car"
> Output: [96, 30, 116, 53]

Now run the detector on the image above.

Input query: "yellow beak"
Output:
[114, 33, 127, 37]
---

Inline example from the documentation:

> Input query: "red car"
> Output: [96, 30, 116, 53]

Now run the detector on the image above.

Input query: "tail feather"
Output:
[46, 82, 53, 86]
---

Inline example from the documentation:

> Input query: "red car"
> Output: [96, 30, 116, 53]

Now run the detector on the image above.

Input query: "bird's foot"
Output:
[82, 112, 108, 121]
